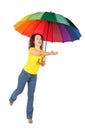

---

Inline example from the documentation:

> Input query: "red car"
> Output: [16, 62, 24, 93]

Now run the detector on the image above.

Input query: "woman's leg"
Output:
[9, 70, 28, 104]
[26, 74, 37, 120]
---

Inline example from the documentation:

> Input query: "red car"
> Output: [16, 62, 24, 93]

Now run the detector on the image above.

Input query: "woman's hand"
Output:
[50, 51, 58, 55]
[38, 57, 46, 66]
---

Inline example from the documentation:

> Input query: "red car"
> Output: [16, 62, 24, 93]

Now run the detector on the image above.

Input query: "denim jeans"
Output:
[9, 69, 37, 119]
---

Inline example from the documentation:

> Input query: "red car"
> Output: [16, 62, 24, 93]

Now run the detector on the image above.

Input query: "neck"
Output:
[35, 45, 40, 50]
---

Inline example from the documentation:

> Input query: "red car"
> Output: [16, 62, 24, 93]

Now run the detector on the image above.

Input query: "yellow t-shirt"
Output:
[23, 47, 43, 74]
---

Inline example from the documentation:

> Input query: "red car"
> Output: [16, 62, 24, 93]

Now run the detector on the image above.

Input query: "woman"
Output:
[9, 33, 58, 123]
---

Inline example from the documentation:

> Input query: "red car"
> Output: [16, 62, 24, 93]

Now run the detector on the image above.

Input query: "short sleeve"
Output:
[29, 47, 35, 51]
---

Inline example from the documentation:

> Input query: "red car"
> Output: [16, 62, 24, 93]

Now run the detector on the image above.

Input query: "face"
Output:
[34, 34, 43, 47]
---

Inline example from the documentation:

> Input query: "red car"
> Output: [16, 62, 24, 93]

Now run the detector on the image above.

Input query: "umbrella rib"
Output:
[22, 20, 42, 35]
[19, 21, 35, 34]
[52, 22, 53, 43]
[65, 25, 72, 41]
[57, 23, 64, 43]
[31, 20, 46, 35]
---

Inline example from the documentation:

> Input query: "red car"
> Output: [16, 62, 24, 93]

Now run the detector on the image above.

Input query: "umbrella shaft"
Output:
[45, 41, 47, 51]
[45, 21, 50, 51]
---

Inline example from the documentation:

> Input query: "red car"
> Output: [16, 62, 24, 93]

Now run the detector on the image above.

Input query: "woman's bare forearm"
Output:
[41, 51, 58, 56]
[30, 49, 58, 56]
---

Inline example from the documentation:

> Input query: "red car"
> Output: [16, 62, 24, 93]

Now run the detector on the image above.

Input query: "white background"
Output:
[0, 0, 85, 129]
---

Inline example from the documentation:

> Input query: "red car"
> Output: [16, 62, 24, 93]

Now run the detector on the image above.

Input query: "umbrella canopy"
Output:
[14, 11, 81, 50]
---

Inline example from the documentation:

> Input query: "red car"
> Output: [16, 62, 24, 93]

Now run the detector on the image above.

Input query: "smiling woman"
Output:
[9, 33, 58, 124]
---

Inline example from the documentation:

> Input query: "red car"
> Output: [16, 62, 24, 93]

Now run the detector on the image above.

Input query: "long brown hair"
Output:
[28, 33, 44, 50]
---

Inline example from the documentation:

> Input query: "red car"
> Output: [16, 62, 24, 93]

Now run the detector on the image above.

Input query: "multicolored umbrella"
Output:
[14, 11, 81, 50]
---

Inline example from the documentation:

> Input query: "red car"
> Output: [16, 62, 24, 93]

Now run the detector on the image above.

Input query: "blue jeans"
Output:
[9, 69, 37, 119]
